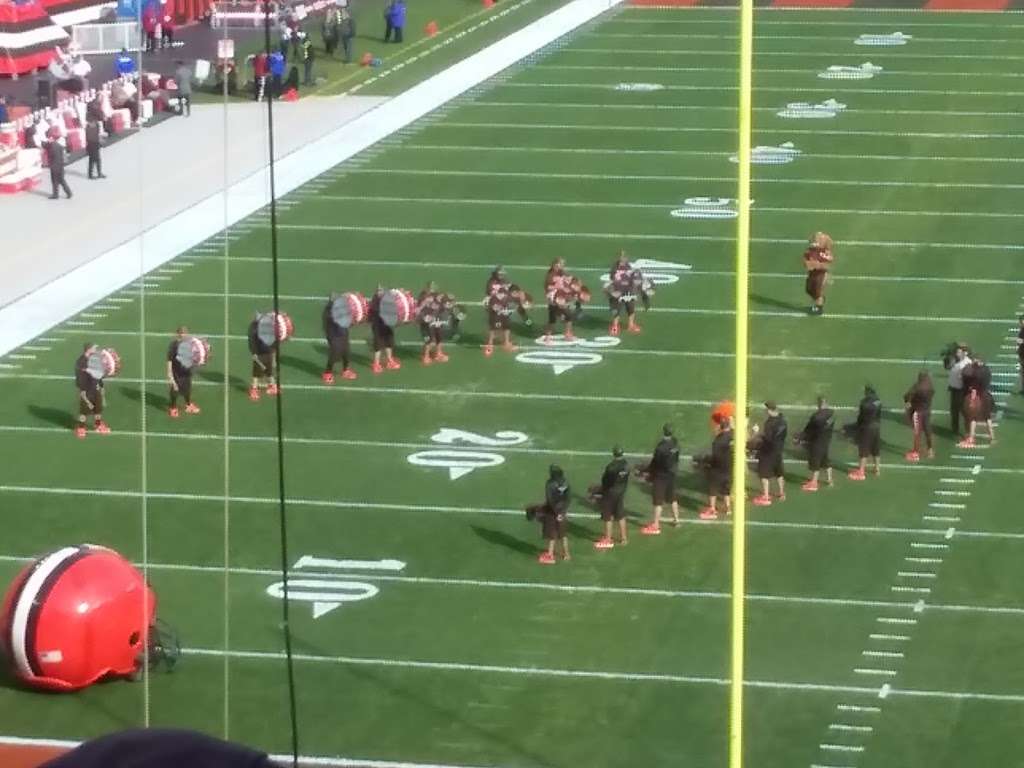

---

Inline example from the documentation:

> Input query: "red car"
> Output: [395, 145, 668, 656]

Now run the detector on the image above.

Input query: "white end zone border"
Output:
[0, 0, 624, 358]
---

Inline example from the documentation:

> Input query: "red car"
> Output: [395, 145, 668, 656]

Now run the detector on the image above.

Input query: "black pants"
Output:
[50, 168, 71, 198]
[949, 387, 964, 435]
[170, 374, 192, 407]
[385, 22, 403, 43]
[326, 334, 350, 372]
[87, 148, 102, 178]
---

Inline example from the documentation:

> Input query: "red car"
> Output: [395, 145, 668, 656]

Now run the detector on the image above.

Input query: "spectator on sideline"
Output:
[0, 96, 8, 125]
[322, 8, 338, 56]
[161, 8, 176, 48]
[142, 5, 158, 53]
[947, 343, 972, 438]
[174, 60, 192, 116]
[86, 119, 105, 179]
[110, 78, 139, 123]
[384, 0, 406, 43]
[339, 7, 356, 63]
[114, 48, 135, 77]
[301, 36, 314, 86]
[268, 50, 286, 98]
[252, 51, 269, 101]
[278, 22, 292, 59]
[46, 138, 72, 199]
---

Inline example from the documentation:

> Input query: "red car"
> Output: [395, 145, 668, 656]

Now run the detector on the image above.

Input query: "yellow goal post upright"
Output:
[731, 0, 755, 767]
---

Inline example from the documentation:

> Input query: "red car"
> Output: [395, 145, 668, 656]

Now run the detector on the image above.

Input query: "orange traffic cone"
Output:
[425, 20, 438, 36]
[282, 88, 299, 102]
[360, 52, 373, 66]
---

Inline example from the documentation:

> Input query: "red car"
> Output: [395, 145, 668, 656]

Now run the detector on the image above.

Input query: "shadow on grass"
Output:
[749, 292, 807, 314]
[28, 404, 76, 430]
[119, 384, 168, 413]
[470, 524, 536, 556]
[197, 369, 249, 394]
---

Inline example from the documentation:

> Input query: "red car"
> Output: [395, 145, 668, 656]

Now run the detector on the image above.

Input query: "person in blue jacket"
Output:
[384, 0, 406, 43]
[268, 49, 286, 98]
[114, 49, 136, 77]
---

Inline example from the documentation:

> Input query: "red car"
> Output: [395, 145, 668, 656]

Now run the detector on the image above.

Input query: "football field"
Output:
[2, 5, 1024, 767]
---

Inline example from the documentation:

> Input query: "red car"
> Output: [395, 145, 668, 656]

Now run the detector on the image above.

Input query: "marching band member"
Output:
[543, 258, 575, 343]
[74, 343, 110, 438]
[959, 357, 996, 448]
[369, 285, 402, 374]
[483, 284, 517, 357]
[641, 424, 680, 535]
[798, 396, 835, 490]
[903, 372, 935, 461]
[486, 266, 532, 327]
[803, 231, 834, 316]
[417, 282, 450, 366]
[167, 326, 200, 418]
[322, 294, 357, 383]
[605, 251, 642, 336]
[848, 385, 882, 480]
[247, 313, 278, 401]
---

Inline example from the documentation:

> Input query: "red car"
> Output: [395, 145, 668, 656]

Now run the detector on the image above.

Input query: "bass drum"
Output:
[379, 289, 417, 328]
[330, 292, 369, 329]
[256, 312, 294, 347]
[175, 337, 211, 371]
[85, 348, 121, 380]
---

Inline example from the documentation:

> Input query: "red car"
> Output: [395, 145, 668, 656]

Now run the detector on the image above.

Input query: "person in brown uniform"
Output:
[483, 285, 517, 356]
[903, 371, 935, 461]
[74, 344, 109, 438]
[803, 231, 834, 316]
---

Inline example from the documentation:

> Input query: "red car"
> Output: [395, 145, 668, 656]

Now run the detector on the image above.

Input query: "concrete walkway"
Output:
[2, 93, 387, 309]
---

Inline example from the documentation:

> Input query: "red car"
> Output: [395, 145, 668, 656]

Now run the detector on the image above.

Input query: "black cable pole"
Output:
[262, 5, 300, 767]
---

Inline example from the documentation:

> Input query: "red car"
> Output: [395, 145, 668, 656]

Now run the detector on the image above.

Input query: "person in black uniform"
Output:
[848, 385, 882, 480]
[166, 326, 200, 418]
[532, 464, 571, 564]
[322, 294, 356, 384]
[369, 285, 401, 374]
[593, 446, 630, 549]
[698, 416, 734, 520]
[247, 313, 278, 401]
[903, 371, 934, 461]
[752, 401, 788, 506]
[642, 424, 680, 535]
[74, 343, 109, 438]
[798, 396, 834, 491]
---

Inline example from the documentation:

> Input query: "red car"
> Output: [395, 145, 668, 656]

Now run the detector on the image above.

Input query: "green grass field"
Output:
[3, 5, 1024, 767]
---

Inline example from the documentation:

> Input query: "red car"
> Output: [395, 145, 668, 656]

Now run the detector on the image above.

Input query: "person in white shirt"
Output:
[947, 344, 972, 438]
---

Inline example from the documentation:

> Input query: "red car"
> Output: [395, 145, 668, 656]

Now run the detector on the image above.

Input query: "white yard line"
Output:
[500, 81, 1024, 98]
[2, 483, 1024, 544]
[176, 647, 1024, 704]
[470, 98, 1024, 114]
[535, 63, 1023, 79]
[435, 120, 1024, 140]
[305, 192, 1024, 217]
[274, 222, 1024, 254]
[345, 167, 1024, 191]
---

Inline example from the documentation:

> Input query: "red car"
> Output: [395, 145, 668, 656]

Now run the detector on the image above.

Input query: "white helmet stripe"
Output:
[9, 546, 81, 680]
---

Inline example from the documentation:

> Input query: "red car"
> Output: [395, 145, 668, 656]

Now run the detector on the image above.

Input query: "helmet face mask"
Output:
[1, 545, 168, 692]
